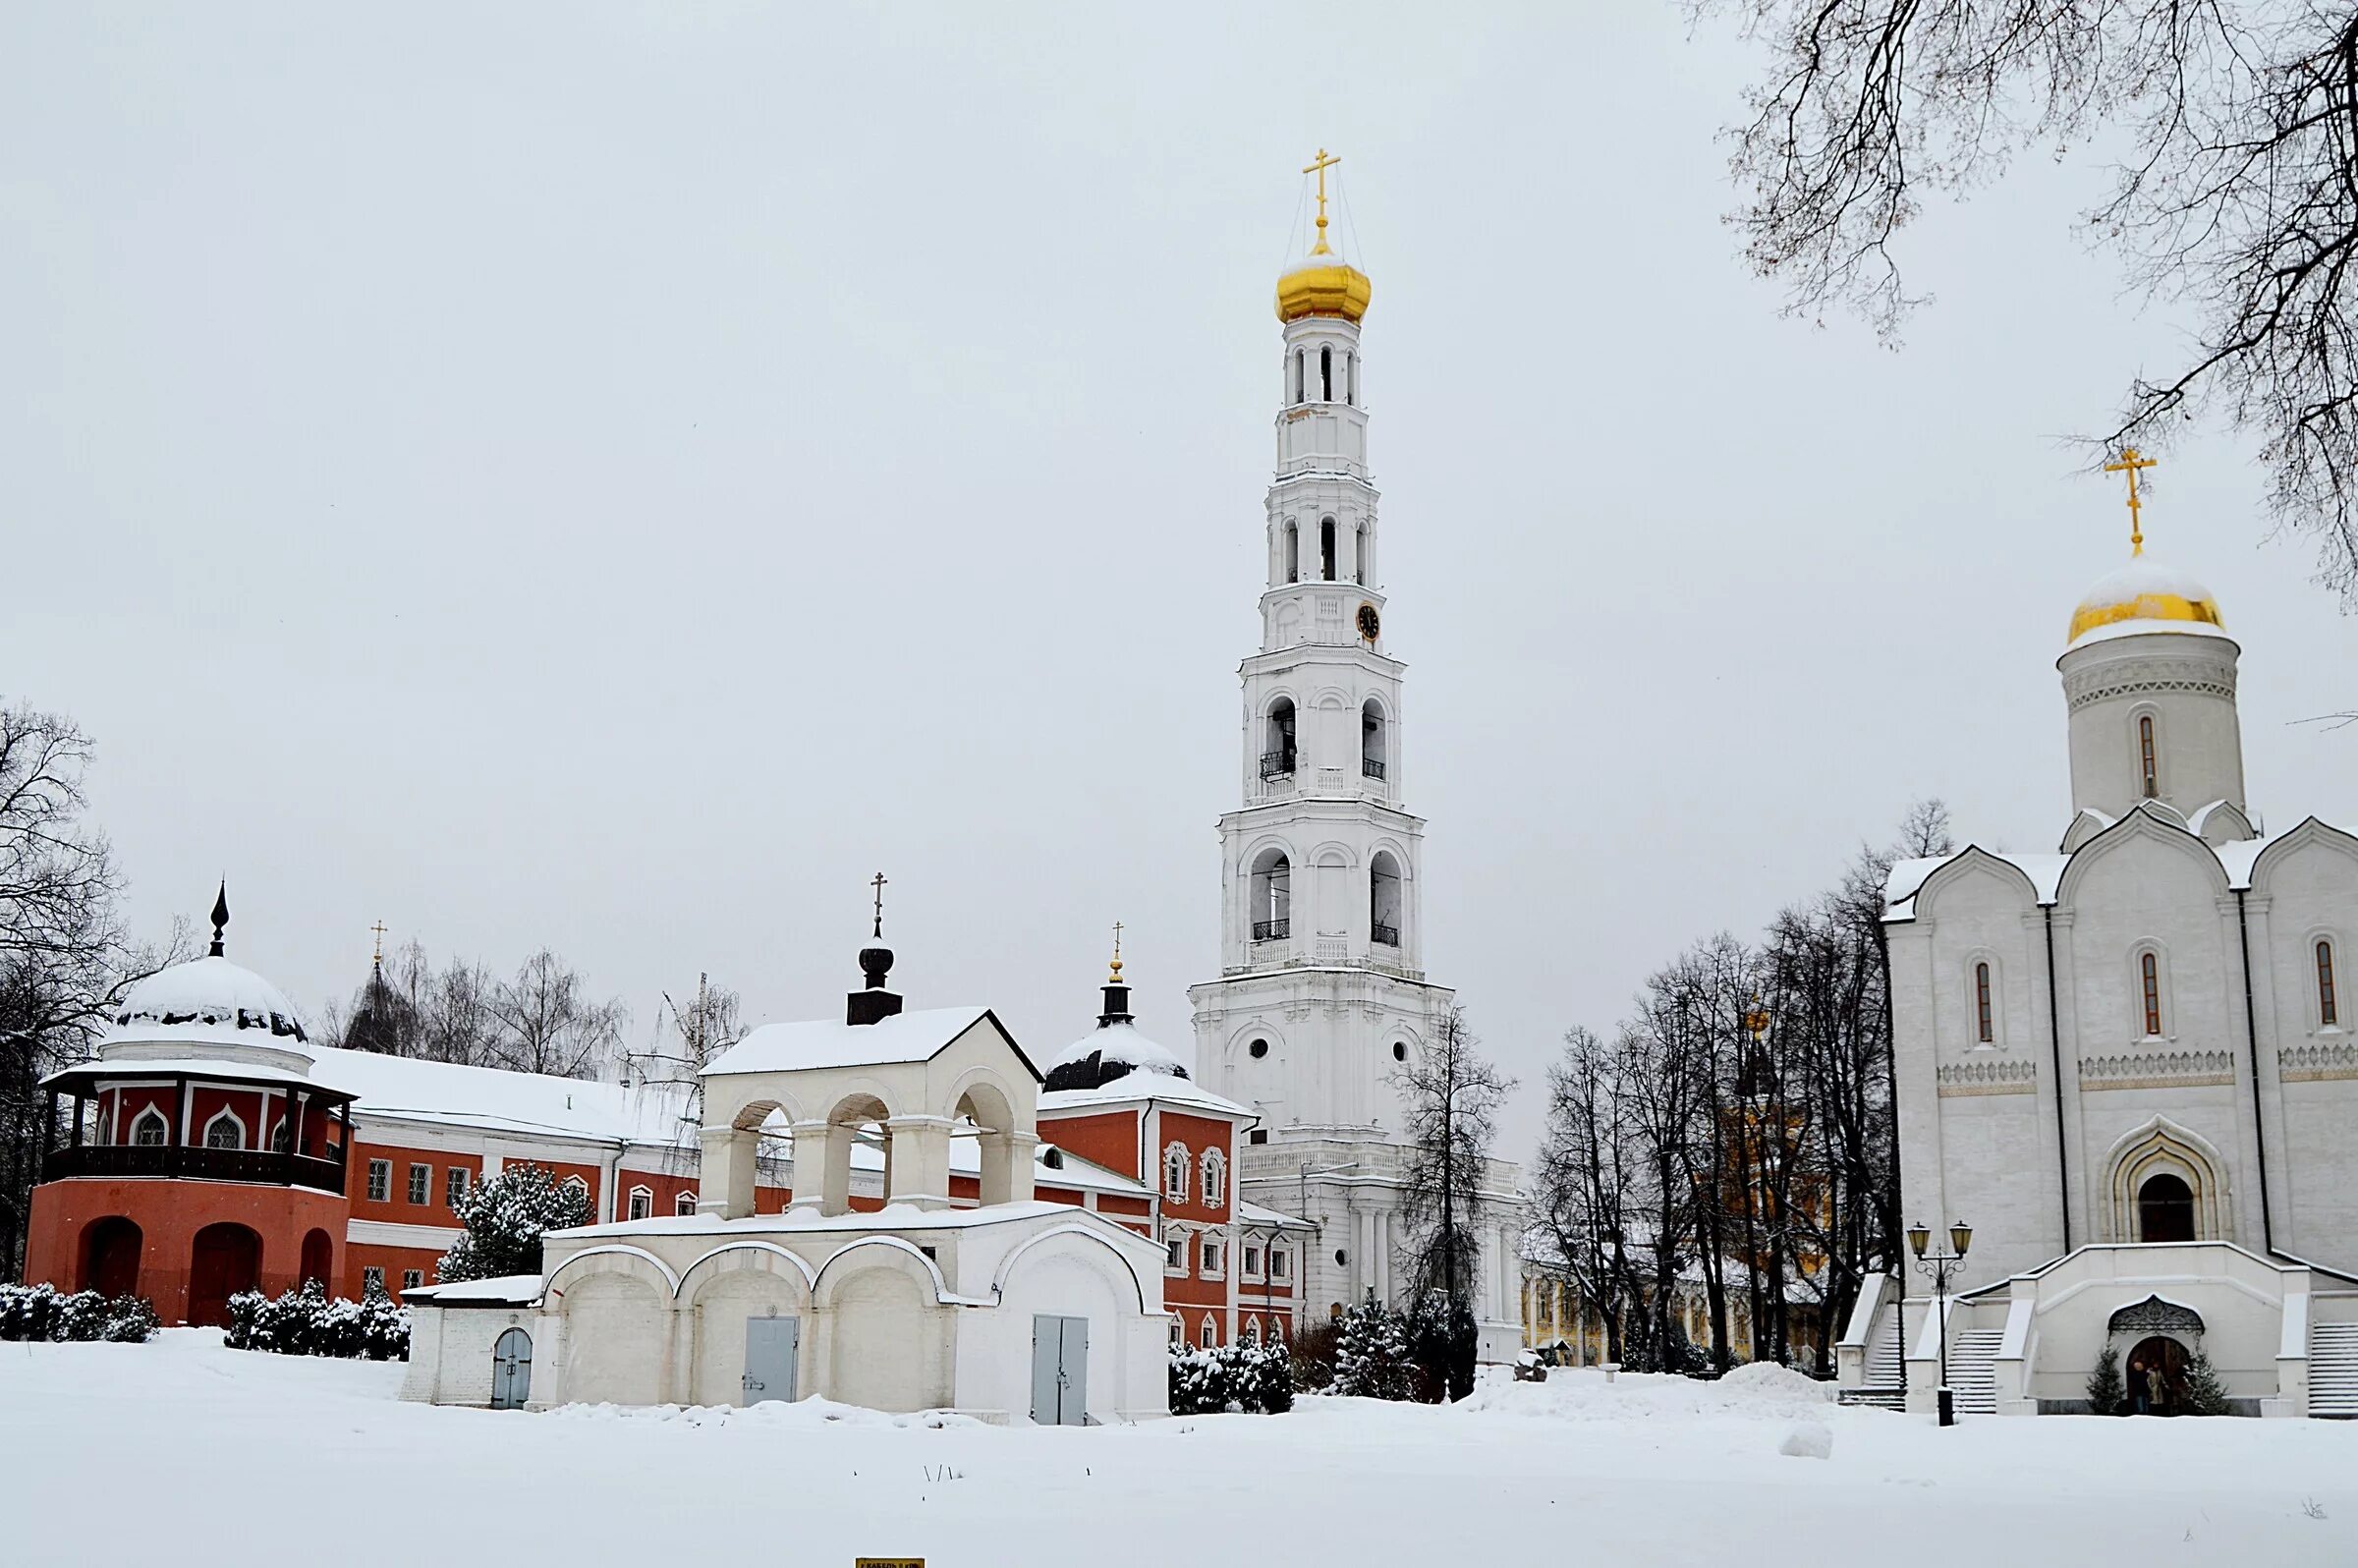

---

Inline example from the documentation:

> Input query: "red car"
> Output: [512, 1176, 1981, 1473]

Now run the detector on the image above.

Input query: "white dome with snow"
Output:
[104, 954, 315, 1068]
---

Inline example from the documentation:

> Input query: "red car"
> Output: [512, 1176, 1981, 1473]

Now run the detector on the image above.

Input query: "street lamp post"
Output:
[1908, 1219, 1974, 1427]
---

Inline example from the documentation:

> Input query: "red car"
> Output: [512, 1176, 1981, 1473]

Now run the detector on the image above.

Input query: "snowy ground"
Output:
[3, 1333, 2353, 1566]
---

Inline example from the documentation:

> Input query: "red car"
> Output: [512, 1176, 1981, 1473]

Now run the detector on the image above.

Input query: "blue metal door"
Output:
[743, 1316, 800, 1404]
[490, 1327, 532, 1410]
[1031, 1315, 1088, 1425]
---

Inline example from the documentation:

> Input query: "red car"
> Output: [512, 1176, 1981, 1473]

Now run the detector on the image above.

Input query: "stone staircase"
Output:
[1945, 1327, 2002, 1415]
[1836, 1310, 1906, 1410]
[2311, 1321, 2358, 1418]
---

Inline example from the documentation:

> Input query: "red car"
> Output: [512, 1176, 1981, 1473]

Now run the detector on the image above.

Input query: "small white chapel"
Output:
[401, 930, 1170, 1423]
[1839, 457, 2358, 1417]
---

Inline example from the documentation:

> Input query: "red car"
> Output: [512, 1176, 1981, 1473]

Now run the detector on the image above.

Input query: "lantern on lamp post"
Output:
[1909, 1218, 1974, 1427]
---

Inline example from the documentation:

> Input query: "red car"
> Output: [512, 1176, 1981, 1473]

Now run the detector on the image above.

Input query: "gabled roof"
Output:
[702, 1005, 1040, 1081]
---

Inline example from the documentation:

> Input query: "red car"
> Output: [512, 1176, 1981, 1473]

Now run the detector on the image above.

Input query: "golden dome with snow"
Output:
[1276, 248, 1373, 324]
[2066, 555, 2226, 647]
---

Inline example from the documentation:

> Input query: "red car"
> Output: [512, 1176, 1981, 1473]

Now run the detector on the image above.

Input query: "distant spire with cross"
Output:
[369, 921, 388, 971]
[2104, 447, 2159, 555]
[1304, 147, 1340, 255]
[870, 870, 888, 939]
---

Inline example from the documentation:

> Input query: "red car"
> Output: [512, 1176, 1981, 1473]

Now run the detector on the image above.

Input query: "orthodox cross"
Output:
[369, 920, 388, 968]
[1304, 147, 1340, 254]
[870, 871, 888, 939]
[2103, 447, 2159, 555]
[1109, 919, 1125, 981]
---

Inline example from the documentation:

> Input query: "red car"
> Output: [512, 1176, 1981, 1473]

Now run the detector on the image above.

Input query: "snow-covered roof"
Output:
[312, 1045, 697, 1147]
[2065, 555, 2229, 649]
[554, 1198, 1087, 1241]
[1235, 1201, 1315, 1232]
[106, 956, 312, 1052]
[702, 1006, 1021, 1078]
[1039, 1073, 1255, 1120]
[400, 1273, 542, 1307]
[41, 1055, 331, 1092]
[1049, 1020, 1186, 1079]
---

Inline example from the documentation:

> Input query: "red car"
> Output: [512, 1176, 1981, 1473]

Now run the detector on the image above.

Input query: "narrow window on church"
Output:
[1974, 963, 1993, 1043]
[2139, 715, 2158, 798]
[1320, 345, 1332, 401]
[1293, 350, 1305, 405]
[2319, 940, 2339, 1027]
[1347, 351, 1357, 406]
[1356, 522, 1370, 586]
[2140, 951, 2162, 1036]
[1320, 517, 1337, 581]
[1284, 520, 1299, 584]
[1201, 1317, 1217, 1349]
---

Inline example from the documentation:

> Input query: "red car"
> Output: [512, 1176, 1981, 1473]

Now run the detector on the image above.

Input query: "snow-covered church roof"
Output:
[108, 954, 313, 1051]
[1038, 962, 1255, 1119]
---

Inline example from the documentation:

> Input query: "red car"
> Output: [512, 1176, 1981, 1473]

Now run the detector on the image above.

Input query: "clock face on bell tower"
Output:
[1356, 602, 1380, 642]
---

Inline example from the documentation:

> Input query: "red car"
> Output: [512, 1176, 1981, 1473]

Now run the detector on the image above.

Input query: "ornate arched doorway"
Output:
[77, 1216, 142, 1298]
[2137, 1173, 2196, 1243]
[2124, 1335, 2191, 1414]
[188, 1222, 260, 1327]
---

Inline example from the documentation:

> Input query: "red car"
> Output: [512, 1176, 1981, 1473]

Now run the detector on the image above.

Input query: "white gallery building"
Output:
[1839, 511, 2358, 1417]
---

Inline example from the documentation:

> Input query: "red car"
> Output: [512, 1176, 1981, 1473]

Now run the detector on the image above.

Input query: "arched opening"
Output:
[1283, 519, 1300, 584]
[201, 1108, 245, 1150]
[299, 1228, 332, 1289]
[2124, 1335, 2191, 1414]
[129, 1107, 166, 1147]
[1249, 849, 1291, 942]
[824, 1092, 893, 1216]
[2320, 939, 2339, 1027]
[1974, 962, 1994, 1043]
[2139, 951, 2163, 1036]
[188, 1222, 261, 1327]
[1346, 351, 1357, 406]
[1319, 344, 1332, 401]
[77, 1216, 141, 1298]
[1355, 521, 1370, 585]
[955, 1078, 1023, 1205]
[491, 1326, 533, 1410]
[2138, 1173, 2196, 1243]
[1370, 851, 1402, 948]
[1263, 699, 1297, 779]
[1292, 350, 1305, 406]
[1361, 699, 1386, 780]
[1319, 517, 1337, 581]
[2138, 714, 2159, 798]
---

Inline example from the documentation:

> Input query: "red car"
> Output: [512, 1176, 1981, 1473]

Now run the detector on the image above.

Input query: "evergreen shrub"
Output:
[224, 1277, 409, 1361]
[1168, 1342, 1295, 1415]
[2086, 1342, 2124, 1415]
[0, 1283, 160, 1343]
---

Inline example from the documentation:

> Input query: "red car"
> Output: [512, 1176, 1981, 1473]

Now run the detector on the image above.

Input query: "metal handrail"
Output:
[1260, 750, 1297, 780]
[43, 1143, 348, 1194]
[1252, 919, 1291, 942]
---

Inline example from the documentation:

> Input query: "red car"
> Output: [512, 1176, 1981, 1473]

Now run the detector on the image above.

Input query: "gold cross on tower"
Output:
[369, 920, 388, 967]
[1109, 919, 1125, 983]
[870, 871, 888, 939]
[1304, 147, 1341, 255]
[2103, 447, 2159, 555]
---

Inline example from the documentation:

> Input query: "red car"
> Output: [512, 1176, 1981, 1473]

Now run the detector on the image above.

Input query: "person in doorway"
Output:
[2128, 1358, 2151, 1415]
[2145, 1359, 2169, 1417]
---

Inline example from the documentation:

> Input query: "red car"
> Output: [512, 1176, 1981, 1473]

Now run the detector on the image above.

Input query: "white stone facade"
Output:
[1844, 553, 2358, 1415]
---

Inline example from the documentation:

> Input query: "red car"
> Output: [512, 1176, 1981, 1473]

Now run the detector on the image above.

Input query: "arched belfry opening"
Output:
[1263, 700, 1297, 779]
[1361, 699, 1386, 780]
[1319, 517, 1338, 582]
[1370, 851, 1402, 947]
[1250, 849, 1292, 942]
[1284, 520, 1300, 584]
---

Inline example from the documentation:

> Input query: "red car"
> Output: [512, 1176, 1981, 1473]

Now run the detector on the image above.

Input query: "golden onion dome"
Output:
[1276, 248, 1373, 324]
[2066, 555, 2226, 648]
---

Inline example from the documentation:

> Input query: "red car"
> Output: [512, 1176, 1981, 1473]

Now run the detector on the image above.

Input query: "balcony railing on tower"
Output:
[1252, 919, 1291, 942]
[1361, 757, 1386, 780]
[42, 1144, 349, 1195]
[1260, 749, 1297, 780]
[1371, 922, 1400, 947]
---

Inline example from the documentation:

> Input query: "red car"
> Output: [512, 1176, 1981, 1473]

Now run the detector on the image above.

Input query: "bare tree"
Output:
[0, 703, 186, 1276]
[1535, 1024, 1643, 1363]
[1712, 1, 2358, 598]
[485, 949, 626, 1079]
[1393, 1006, 1514, 1398]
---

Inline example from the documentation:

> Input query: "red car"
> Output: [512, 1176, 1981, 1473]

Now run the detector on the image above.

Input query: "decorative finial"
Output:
[208, 881, 229, 958]
[369, 920, 387, 971]
[1303, 147, 1341, 256]
[1108, 919, 1125, 984]
[870, 869, 888, 939]
[2103, 447, 2159, 556]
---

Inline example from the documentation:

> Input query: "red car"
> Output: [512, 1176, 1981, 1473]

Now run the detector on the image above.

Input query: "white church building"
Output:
[1839, 485, 2358, 1417]
[1186, 154, 1523, 1357]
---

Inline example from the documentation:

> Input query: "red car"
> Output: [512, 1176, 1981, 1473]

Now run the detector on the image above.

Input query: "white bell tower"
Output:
[1189, 157, 1466, 1316]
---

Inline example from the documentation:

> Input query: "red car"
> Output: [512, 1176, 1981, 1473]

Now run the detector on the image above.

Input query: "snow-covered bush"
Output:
[1169, 1342, 1294, 1415]
[2179, 1347, 2232, 1416]
[438, 1162, 591, 1283]
[0, 1283, 159, 1343]
[1404, 1294, 1478, 1401]
[1330, 1299, 1418, 1401]
[224, 1278, 409, 1360]
[2086, 1343, 2124, 1414]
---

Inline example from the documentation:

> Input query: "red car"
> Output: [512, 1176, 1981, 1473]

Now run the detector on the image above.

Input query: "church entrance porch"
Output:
[2123, 1334, 2191, 1415]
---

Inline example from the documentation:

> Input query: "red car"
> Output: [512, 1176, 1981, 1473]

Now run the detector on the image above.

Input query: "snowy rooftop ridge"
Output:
[107, 956, 312, 1052]
[702, 1005, 1039, 1079]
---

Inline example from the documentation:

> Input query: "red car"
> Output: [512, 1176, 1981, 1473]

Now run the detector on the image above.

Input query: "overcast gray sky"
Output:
[6, 4, 2354, 1159]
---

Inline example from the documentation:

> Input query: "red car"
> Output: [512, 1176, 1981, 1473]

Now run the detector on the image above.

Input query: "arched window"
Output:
[1355, 521, 1370, 586]
[1250, 849, 1292, 942]
[1319, 516, 1337, 581]
[2140, 951, 2163, 1037]
[1202, 1148, 1226, 1207]
[1346, 351, 1357, 406]
[1244, 1317, 1262, 1347]
[1370, 851, 1402, 948]
[675, 1190, 699, 1216]
[1164, 1143, 1191, 1203]
[1974, 963, 1994, 1043]
[130, 1108, 167, 1148]
[1283, 520, 1300, 584]
[1201, 1316, 1218, 1349]
[2137, 1172, 2196, 1243]
[627, 1185, 652, 1221]
[1169, 1317, 1184, 1348]
[1263, 700, 1297, 778]
[1319, 344, 1333, 401]
[1292, 350, 1305, 406]
[1361, 699, 1385, 779]
[2139, 714, 2159, 798]
[269, 1117, 292, 1152]
[2320, 940, 2340, 1027]
[202, 1109, 245, 1150]
[562, 1175, 590, 1204]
